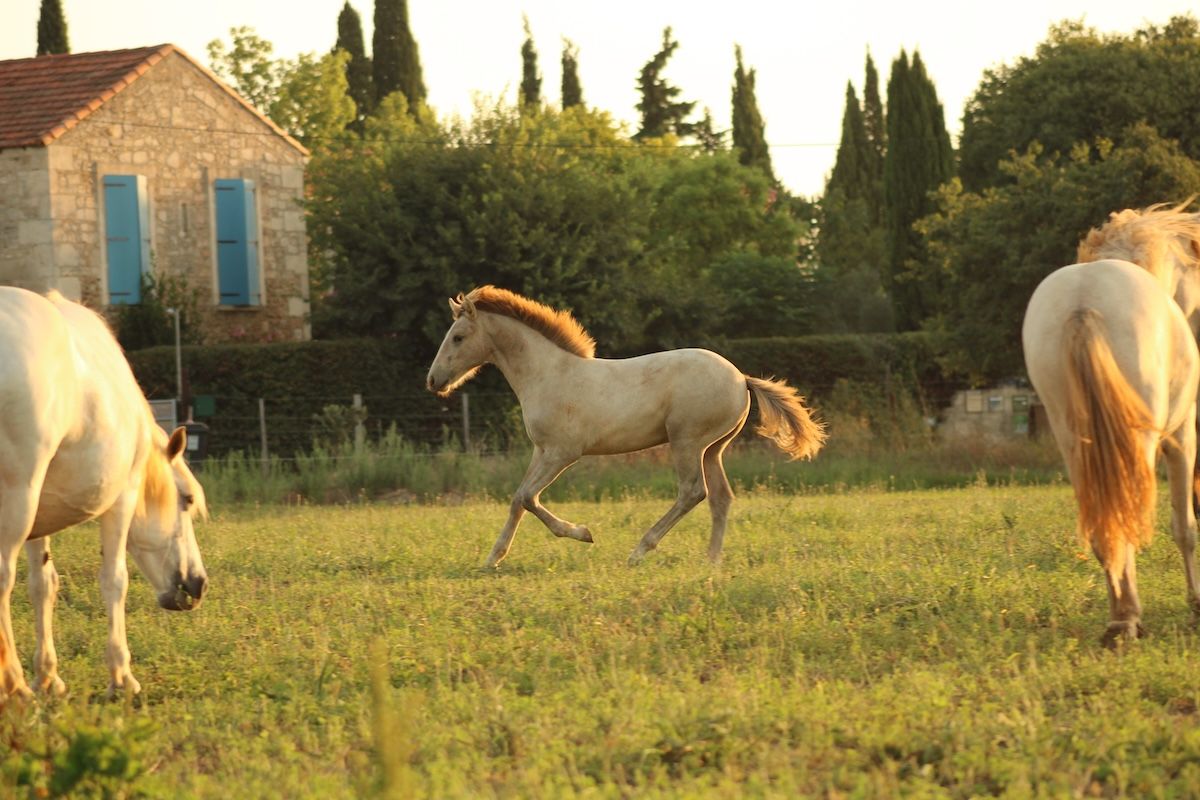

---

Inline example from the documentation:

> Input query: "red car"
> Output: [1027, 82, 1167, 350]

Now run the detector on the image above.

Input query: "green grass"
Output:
[4, 486, 1200, 797]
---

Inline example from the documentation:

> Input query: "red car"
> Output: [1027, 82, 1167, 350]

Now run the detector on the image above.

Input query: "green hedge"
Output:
[127, 332, 955, 457]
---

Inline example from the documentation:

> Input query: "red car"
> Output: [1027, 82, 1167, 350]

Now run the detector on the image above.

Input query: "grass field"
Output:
[4, 485, 1200, 797]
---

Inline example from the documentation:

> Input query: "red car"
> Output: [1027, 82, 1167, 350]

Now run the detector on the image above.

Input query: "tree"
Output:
[373, 0, 426, 112]
[861, 52, 886, 220]
[36, 0, 69, 55]
[634, 27, 696, 141]
[960, 15, 1200, 190]
[271, 51, 356, 149]
[520, 16, 542, 110]
[882, 49, 954, 330]
[207, 27, 279, 113]
[919, 124, 1200, 383]
[731, 45, 774, 182]
[335, 2, 374, 124]
[561, 39, 584, 109]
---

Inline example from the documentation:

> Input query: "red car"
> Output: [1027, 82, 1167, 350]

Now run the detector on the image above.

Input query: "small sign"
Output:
[965, 391, 983, 413]
[148, 399, 178, 433]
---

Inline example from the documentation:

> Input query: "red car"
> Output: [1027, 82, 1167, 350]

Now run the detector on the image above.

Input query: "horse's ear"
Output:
[166, 426, 187, 463]
[459, 293, 477, 320]
[448, 295, 463, 318]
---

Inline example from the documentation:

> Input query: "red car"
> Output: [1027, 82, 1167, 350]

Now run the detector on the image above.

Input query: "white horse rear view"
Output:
[1023, 205, 1200, 645]
[426, 285, 825, 567]
[0, 287, 208, 700]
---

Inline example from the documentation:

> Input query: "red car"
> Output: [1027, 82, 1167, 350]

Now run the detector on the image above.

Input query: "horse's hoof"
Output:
[37, 675, 66, 697]
[627, 549, 646, 567]
[107, 675, 142, 700]
[1100, 621, 1146, 649]
[575, 525, 593, 543]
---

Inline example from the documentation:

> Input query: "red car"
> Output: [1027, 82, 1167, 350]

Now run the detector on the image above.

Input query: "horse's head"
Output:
[129, 426, 209, 611]
[426, 292, 488, 396]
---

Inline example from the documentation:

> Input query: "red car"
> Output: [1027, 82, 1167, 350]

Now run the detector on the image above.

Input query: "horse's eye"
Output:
[452, 335, 464, 344]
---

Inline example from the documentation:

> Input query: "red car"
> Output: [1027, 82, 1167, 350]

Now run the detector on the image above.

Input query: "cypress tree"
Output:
[36, 0, 69, 56]
[561, 39, 583, 109]
[861, 52, 885, 221]
[520, 16, 541, 109]
[731, 45, 774, 182]
[883, 49, 954, 329]
[373, 0, 426, 112]
[827, 83, 872, 203]
[336, 2, 373, 125]
[634, 27, 696, 141]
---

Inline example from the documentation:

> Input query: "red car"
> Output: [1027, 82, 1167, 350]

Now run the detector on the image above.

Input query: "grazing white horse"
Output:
[0, 287, 208, 700]
[1023, 205, 1200, 645]
[426, 286, 825, 567]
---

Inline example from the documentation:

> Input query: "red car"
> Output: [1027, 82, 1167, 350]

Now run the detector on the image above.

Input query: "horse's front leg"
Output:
[99, 492, 141, 697]
[486, 446, 587, 568]
[25, 537, 66, 696]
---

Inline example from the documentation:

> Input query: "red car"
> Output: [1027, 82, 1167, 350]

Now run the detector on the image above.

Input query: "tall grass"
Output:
[195, 419, 1065, 508]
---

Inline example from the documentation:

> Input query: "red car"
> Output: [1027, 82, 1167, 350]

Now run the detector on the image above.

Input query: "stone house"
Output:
[939, 384, 1046, 441]
[0, 44, 311, 342]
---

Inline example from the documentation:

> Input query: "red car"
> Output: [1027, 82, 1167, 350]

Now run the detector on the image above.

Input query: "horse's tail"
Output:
[1063, 308, 1157, 587]
[745, 376, 826, 461]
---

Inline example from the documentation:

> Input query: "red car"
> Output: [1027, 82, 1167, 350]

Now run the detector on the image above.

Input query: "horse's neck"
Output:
[484, 314, 577, 401]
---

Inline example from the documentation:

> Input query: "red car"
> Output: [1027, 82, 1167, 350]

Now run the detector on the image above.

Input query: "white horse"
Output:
[0, 287, 208, 700]
[426, 285, 825, 567]
[1022, 205, 1200, 645]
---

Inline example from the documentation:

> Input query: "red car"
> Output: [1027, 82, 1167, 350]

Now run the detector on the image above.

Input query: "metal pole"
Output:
[461, 393, 471, 451]
[352, 393, 365, 455]
[258, 398, 269, 478]
[167, 307, 182, 403]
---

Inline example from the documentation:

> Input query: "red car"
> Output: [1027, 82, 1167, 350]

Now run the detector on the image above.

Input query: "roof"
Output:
[0, 44, 307, 154]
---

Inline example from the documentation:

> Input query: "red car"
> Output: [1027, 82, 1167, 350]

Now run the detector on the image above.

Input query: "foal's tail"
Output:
[1063, 308, 1157, 586]
[746, 376, 826, 461]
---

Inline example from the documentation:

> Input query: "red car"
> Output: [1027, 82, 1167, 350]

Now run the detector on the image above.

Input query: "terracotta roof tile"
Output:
[0, 45, 172, 149]
[0, 44, 306, 155]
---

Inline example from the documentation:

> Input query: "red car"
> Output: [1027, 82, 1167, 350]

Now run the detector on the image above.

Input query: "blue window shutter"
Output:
[103, 175, 148, 304]
[215, 178, 261, 306]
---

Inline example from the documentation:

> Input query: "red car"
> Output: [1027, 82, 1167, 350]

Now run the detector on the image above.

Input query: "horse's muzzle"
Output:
[158, 574, 208, 611]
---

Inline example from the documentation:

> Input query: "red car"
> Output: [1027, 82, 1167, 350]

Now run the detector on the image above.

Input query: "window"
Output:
[214, 178, 261, 306]
[103, 174, 150, 304]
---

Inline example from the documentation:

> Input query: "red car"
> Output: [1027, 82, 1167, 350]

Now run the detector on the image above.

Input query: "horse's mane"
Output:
[465, 285, 596, 359]
[1077, 202, 1200, 286]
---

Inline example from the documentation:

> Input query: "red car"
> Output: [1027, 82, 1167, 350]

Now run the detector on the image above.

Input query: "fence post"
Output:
[258, 397, 269, 478]
[353, 393, 366, 455]
[461, 393, 471, 452]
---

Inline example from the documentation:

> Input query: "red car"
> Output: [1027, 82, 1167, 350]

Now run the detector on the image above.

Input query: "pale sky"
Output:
[2, 1, 1194, 196]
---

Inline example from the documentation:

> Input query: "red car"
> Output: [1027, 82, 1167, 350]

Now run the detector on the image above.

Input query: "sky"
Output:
[2, 1, 1195, 196]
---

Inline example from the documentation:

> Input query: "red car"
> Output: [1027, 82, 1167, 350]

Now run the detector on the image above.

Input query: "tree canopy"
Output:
[335, 2, 373, 125]
[373, 0, 426, 112]
[731, 46, 773, 183]
[634, 28, 697, 142]
[36, 0, 69, 55]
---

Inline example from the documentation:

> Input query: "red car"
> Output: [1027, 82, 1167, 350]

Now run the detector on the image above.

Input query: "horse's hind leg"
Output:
[486, 446, 586, 568]
[1100, 543, 1145, 647]
[0, 482, 40, 701]
[1163, 410, 1200, 616]
[25, 537, 65, 695]
[629, 443, 707, 565]
[705, 409, 749, 563]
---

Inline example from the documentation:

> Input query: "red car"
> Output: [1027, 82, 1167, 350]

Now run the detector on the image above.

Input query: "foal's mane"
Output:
[1077, 202, 1200, 285]
[465, 285, 596, 359]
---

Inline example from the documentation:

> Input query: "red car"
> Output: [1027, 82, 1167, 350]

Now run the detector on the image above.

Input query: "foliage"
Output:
[306, 101, 802, 354]
[206, 26, 278, 114]
[560, 39, 583, 109]
[634, 27, 697, 141]
[731, 45, 773, 182]
[372, 0, 425, 111]
[207, 27, 354, 146]
[883, 50, 955, 330]
[917, 124, 1200, 384]
[335, 1, 374, 126]
[519, 16, 541, 109]
[959, 15, 1200, 191]
[861, 52, 886, 182]
[113, 268, 204, 352]
[270, 50, 356, 149]
[36, 0, 69, 55]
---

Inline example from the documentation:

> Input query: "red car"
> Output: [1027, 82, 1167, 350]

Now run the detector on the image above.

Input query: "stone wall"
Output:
[0, 147, 53, 291]
[940, 385, 1041, 441]
[0, 48, 311, 342]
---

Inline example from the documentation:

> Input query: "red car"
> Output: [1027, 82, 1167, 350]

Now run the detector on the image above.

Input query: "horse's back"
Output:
[1024, 259, 1197, 426]
[0, 288, 79, 441]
